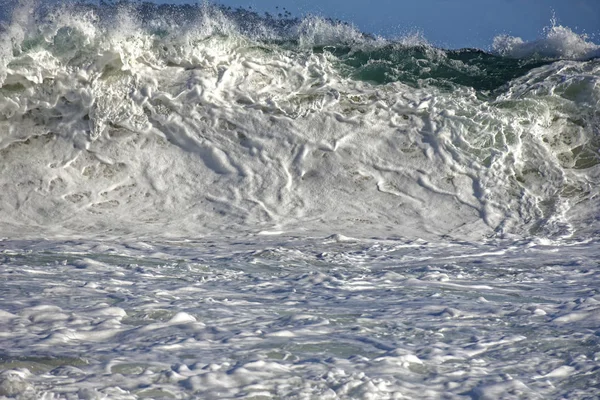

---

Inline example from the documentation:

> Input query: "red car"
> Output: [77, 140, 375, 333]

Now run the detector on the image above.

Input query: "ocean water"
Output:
[1, 1, 600, 399]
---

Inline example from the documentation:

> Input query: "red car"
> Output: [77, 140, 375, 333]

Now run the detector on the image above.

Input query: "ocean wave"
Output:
[0, 1, 599, 241]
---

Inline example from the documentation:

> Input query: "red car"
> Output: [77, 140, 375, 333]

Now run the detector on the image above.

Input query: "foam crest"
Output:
[391, 31, 431, 48]
[0, 0, 33, 86]
[493, 22, 600, 60]
[295, 16, 372, 47]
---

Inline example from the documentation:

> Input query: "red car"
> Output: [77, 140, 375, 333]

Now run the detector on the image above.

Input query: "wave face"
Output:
[1, 1, 599, 240]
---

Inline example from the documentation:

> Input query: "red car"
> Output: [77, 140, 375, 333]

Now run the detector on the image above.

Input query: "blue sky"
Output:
[200, 0, 600, 49]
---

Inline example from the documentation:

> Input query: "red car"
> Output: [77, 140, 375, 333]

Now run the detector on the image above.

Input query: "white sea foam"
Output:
[0, 237, 599, 399]
[1, 5, 600, 398]
[0, 3, 598, 242]
[493, 21, 600, 60]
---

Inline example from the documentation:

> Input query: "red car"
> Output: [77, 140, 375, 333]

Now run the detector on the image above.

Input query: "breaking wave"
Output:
[1, 1, 599, 241]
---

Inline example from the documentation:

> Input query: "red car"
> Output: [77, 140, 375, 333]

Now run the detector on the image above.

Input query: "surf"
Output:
[0, 0, 599, 241]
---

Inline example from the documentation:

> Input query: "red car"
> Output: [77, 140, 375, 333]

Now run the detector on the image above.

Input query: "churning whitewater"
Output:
[1, 1, 600, 399]
[0, 1, 598, 240]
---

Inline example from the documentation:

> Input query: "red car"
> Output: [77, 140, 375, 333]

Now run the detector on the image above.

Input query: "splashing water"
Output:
[1, 3, 600, 399]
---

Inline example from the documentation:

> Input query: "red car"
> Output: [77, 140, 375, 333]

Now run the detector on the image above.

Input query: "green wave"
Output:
[317, 45, 553, 91]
